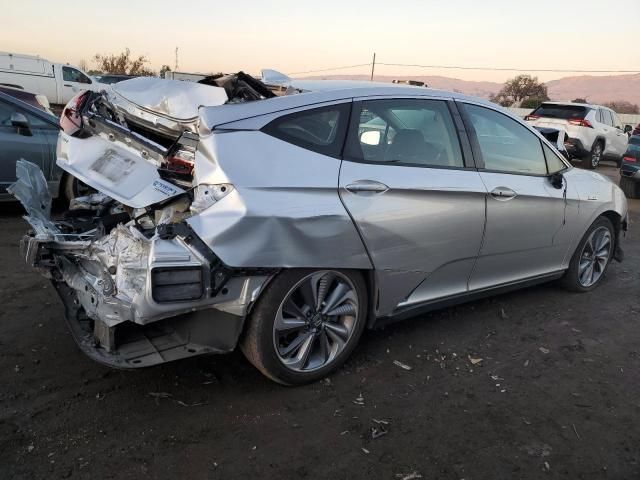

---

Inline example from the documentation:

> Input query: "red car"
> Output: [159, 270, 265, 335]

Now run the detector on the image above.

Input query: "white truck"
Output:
[0, 52, 98, 107]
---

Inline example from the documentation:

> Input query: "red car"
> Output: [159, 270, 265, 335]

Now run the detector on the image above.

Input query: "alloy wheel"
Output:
[591, 143, 602, 168]
[578, 226, 611, 287]
[273, 271, 360, 372]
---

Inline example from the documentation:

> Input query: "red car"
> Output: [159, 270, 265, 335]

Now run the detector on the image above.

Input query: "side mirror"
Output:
[11, 112, 32, 136]
[360, 130, 382, 146]
[549, 172, 564, 190]
[624, 125, 632, 134]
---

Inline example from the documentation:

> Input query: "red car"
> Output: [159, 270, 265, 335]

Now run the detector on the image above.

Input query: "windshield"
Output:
[531, 104, 589, 120]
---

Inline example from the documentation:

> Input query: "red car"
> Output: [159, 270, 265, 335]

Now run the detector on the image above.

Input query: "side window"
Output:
[262, 103, 350, 157]
[596, 109, 604, 124]
[0, 101, 52, 130]
[602, 110, 614, 127]
[344, 99, 464, 168]
[464, 104, 547, 175]
[611, 112, 622, 129]
[542, 143, 567, 174]
[62, 67, 91, 84]
[0, 100, 15, 127]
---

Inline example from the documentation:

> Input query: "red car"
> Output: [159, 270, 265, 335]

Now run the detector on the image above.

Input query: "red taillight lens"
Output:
[524, 115, 540, 121]
[568, 118, 592, 128]
[60, 91, 89, 135]
[166, 150, 195, 175]
[623, 156, 637, 163]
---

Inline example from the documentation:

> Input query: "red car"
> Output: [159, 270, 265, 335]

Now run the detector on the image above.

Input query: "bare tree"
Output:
[159, 65, 172, 78]
[93, 48, 156, 76]
[572, 98, 588, 103]
[490, 75, 549, 107]
[601, 100, 639, 114]
[78, 59, 89, 72]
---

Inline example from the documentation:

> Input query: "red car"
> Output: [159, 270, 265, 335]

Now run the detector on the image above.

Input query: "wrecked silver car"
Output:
[11, 77, 628, 385]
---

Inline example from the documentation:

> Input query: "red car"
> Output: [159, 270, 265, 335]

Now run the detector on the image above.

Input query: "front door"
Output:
[339, 98, 487, 315]
[460, 102, 575, 290]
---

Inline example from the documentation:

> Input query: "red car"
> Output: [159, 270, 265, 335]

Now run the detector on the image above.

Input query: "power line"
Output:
[375, 62, 640, 74]
[287, 63, 373, 75]
[287, 60, 640, 76]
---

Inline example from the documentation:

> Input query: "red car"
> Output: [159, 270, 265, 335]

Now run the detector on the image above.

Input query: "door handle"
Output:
[64, 84, 72, 87]
[490, 186, 517, 201]
[345, 180, 389, 194]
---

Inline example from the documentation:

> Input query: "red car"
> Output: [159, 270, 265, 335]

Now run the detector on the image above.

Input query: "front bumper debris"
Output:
[10, 160, 274, 368]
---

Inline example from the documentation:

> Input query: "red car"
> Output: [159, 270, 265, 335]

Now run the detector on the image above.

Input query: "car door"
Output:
[61, 66, 93, 104]
[0, 98, 51, 198]
[610, 111, 628, 156]
[459, 102, 576, 290]
[339, 97, 487, 316]
[599, 109, 618, 156]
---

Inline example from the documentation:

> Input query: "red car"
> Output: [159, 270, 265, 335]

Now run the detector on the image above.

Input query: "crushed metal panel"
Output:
[111, 77, 228, 120]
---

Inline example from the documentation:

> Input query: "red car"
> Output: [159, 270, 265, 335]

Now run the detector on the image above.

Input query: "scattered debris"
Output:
[321, 378, 332, 386]
[572, 424, 581, 440]
[361, 447, 370, 454]
[340, 430, 349, 436]
[544, 461, 551, 471]
[468, 356, 483, 365]
[524, 359, 530, 367]
[14, 365, 21, 373]
[370, 423, 388, 439]
[372, 418, 390, 425]
[395, 472, 422, 480]
[393, 360, 413, 371]
[175, 400, 207, 407]
[500, 308, 508, 319]
[148, 392, 172, 405]
[95, 392, 105, 400]
[353, 393, 365, 406]
[27, 445, 34, 453]
[522, 418, 532, 425]
[539, 347, 550, 354]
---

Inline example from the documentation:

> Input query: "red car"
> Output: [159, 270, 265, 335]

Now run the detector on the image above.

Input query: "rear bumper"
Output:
[565, 137, 590, 157]
[620, 163, 640, 180]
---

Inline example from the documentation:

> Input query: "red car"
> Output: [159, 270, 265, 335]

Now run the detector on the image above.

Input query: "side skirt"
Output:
[373, 270, 565, 328]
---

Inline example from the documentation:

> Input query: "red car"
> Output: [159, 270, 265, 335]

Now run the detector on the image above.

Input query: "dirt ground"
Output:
[1, 165, 639, 480]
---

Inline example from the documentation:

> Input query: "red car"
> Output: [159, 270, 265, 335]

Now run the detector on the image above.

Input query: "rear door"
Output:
[599, 109, 618, 156]
[339, 97, 487, 315]
[60, 66, 93, 104]
[459, 102, 575, 290]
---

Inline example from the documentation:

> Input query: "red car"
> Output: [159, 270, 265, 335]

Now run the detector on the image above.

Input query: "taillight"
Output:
[524, 115, 540, 121]
[60, 91, 89, 135]
[167, 149, 195, 175]
[623, 156, 637, 163]
[568, 119, 593, 128]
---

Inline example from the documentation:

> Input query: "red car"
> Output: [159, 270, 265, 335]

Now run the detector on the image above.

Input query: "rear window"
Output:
[263, 103, 350, 157]
[531, 104, 589, 120]
[628, 136, 640, 146]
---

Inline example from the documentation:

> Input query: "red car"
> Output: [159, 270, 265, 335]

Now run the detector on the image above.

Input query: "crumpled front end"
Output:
[11, 160, 273, 368]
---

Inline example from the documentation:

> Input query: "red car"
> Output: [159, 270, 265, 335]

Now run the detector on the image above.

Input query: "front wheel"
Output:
[241, 269, 368, 385]
[561, 216, 614, 292]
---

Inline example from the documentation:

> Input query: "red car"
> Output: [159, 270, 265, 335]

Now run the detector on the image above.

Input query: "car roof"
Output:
[539, 101, 599, 109]
[200, 83, 495, 128]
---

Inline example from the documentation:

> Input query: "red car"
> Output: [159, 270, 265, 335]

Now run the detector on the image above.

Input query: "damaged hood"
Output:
[112, 77, 228, 121]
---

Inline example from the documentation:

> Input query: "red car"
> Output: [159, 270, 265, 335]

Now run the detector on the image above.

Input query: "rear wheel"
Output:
[583, 141, 603, 170]
[241, 269, 367, 385]
[620, 176, 640, 199]
[561, 216, 614, 292]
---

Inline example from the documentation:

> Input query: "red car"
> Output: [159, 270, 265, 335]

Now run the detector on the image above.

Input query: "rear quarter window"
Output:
[262, 103, 350, 157]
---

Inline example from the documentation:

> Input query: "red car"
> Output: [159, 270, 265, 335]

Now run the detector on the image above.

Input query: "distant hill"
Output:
[303, 73, 640, 106]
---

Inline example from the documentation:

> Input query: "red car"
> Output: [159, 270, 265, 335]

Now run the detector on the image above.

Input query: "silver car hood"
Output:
[111, 77, 228, 121]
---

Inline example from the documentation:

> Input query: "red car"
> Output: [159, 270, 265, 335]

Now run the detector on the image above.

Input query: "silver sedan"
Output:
[12, 79, 628, 384]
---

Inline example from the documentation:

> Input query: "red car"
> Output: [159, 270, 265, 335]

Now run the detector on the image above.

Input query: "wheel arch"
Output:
[600, 210, 624, 262]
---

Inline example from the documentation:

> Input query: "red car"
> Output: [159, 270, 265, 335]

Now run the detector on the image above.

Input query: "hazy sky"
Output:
[2, 0, 638, 83]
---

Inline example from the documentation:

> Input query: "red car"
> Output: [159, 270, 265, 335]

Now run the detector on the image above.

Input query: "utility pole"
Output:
[370, 52, 376, 81]
[175, 47, 179, 72]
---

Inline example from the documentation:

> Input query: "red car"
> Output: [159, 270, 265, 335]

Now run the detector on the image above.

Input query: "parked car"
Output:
[525, 102, 630, 169]
[0, 52, 97, 107]
[11, 80, 628, 385]
[0, 90, 88, 202]
[619, 135, 640, 199]
[92, 74, 137, 86]
[0, 85, 52, 114]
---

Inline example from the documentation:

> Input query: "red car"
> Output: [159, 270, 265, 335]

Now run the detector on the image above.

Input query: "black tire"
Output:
[240, 269, 368, 385]
[615, 156, 623, 168]
[61, 174, 93, 205]
[620, 176, 640, 199]
[561, 216, 615, 292]
[582, 141, 603, 170]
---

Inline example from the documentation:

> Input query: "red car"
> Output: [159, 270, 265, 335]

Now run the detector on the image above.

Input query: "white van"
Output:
[0, 52, 98, 106]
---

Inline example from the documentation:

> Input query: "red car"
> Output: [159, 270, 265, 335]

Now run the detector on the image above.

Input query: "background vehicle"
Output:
[0, 52, 97, 106]
[0, 90, 85, 202]
[0, 85, 52, 114]
[12, 83, 628, 385]
[525, 102, 630, 169]
[620, 135, 640, 199]
[92, 74, 137, 86]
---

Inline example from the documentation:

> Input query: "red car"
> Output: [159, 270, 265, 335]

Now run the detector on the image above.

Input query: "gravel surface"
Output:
[1, 165, 638, 479]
